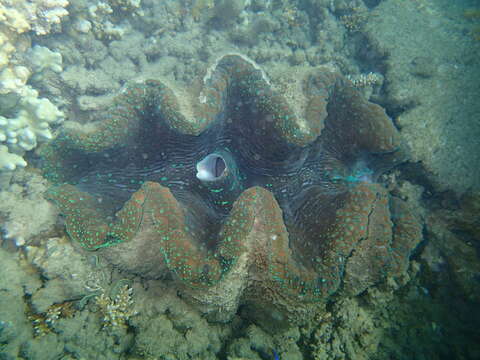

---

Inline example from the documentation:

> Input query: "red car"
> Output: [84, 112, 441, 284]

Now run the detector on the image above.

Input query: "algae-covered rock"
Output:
[365, 0, 480, 192]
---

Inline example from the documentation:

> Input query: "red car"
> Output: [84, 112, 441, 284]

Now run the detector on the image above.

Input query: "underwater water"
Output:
[0, 0, 479, 359]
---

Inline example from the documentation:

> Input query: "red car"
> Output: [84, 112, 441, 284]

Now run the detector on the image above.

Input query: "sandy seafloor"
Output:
[0, 0, 479, 359]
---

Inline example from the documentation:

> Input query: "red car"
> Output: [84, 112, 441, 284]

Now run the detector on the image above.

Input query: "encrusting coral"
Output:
[41, 54, 422, 325]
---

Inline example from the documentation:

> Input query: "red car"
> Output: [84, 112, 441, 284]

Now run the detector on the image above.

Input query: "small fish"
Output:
[273, 350, 280, 360]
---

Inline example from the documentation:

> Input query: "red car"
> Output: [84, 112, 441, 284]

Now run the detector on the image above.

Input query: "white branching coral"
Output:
[0, 1, 68, 174]
[86, 0, 143, 40]
[0, 65, 30, 94]
[28, 45, 63, 74]
[0, 145, 25, 170]
[347, 72, 383, 88]
[0, 44, 64, 172]
[0, 87, 63, 171]
[0, 0, 69, 36]
[96, 285, 138, 329]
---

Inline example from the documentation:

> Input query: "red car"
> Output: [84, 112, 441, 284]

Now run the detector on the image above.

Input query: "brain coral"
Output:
[41, 54, 422, 325]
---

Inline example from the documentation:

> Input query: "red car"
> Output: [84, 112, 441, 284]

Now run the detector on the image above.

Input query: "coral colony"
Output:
[41, 54, 422, 325]
[0, 1, 67, 175]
